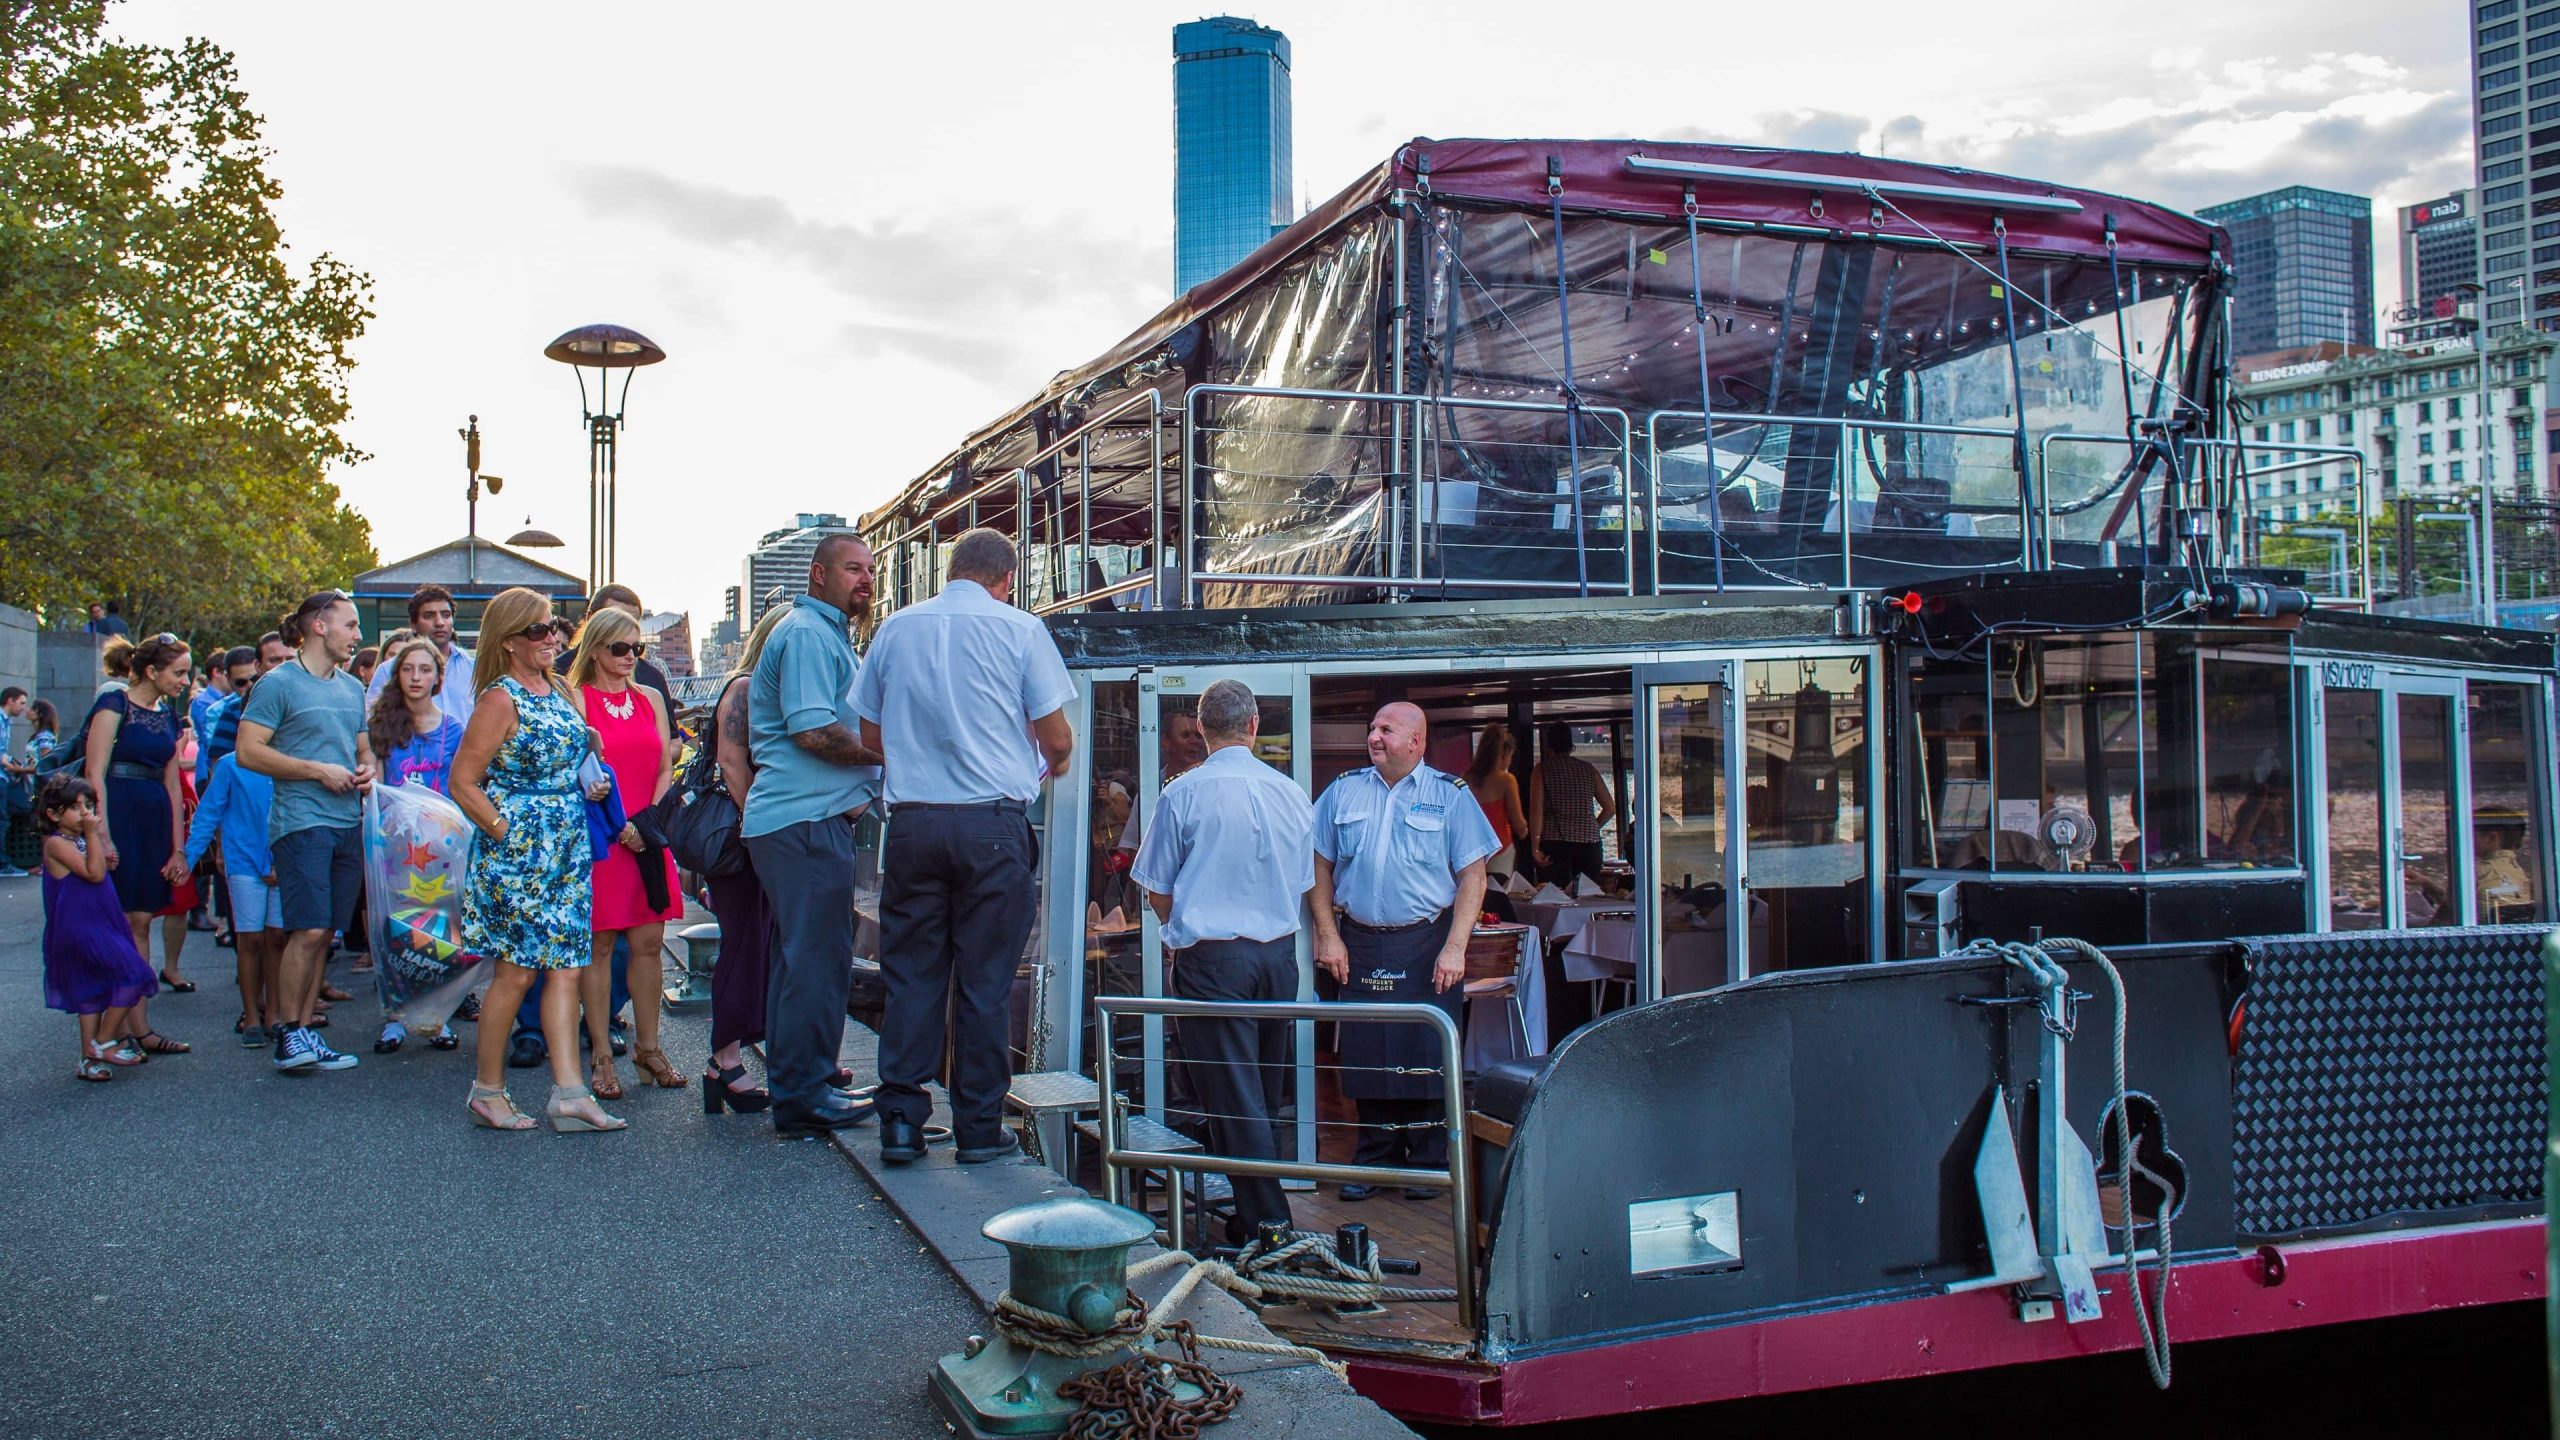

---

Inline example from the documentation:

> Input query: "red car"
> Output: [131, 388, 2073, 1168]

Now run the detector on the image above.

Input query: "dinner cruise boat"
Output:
[847, 137, 2556, 1426]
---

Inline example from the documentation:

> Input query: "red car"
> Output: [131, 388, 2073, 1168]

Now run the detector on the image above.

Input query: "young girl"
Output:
[368, 639, 467, 795]
[38, 776, 160, 1081]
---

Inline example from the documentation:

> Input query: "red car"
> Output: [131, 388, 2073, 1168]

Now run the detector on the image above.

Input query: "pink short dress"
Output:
[581, 683, 682, 931]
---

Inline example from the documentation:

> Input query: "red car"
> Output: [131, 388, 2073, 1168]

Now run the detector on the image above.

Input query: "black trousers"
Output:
[877, 804, 1036, 1146]
[1542, 838, 1607, 889]
[746, 815, 858, 1109]
[1352, 1097, 1449, 1171]
[1171, 935, 1296, 1242]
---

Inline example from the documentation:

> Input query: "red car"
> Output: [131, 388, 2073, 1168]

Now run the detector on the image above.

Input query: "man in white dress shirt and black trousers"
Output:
[1130, 679, 1313, 1243]
[854, 528, 1077, 1166]
[1311, 701, 1498, 1200]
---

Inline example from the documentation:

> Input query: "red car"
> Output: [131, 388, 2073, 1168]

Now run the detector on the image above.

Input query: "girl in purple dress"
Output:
[38, 777, 159, 1081]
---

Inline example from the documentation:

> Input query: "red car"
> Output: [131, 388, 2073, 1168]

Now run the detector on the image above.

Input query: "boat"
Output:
[850, 137, 2555, 1426]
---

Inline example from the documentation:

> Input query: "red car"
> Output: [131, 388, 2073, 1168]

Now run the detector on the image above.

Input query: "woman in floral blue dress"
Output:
[449, 589, 623, 1134]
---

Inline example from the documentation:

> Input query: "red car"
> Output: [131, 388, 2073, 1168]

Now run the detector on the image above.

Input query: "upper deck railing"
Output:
[864, 382, 2353, 622]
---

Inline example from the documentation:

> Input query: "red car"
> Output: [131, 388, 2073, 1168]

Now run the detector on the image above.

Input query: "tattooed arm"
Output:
[789, 723, 882, 768]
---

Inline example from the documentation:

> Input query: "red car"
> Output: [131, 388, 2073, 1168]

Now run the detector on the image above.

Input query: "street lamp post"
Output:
[543, 324, 667, 595]
[457, 414, 505, 583]
[2417, 510, 2482, 622]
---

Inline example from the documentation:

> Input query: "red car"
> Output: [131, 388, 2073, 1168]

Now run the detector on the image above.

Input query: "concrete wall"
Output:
[0, 607, 102, 759]
[0, 605, 29, 757]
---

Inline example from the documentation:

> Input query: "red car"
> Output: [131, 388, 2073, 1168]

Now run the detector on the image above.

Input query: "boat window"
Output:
[1087, 679, 1143, 972]
[1904, 654, 1991, 868]
[2195, 652, 2298, 869]
[1741, 657, 1870, 966]
[2469, 681, 2548, 923]
[1993, 635, 2153, 872]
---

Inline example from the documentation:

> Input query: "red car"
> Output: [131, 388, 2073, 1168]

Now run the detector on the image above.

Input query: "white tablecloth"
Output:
[1462, 926, 1548, 1072]
[1517, 898, 1630, 948]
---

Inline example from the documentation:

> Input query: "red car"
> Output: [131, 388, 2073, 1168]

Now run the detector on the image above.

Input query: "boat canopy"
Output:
[864, 137, 2237, 608]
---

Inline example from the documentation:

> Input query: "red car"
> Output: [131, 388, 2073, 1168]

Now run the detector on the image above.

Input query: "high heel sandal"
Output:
[547, 1083, 626, 1133]
[466, 1083, 536, 1131]
[589, 1057, 624, 1101]
[701, 1063, 772, 1115]
[632, 1046, 685, 1089]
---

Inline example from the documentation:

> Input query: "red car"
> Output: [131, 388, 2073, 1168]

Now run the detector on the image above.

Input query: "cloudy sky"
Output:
[117, 0, 2473, 634]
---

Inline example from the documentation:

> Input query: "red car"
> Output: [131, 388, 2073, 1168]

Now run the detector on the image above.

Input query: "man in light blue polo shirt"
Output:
[854, 527, 1076, 1166]
[743, 534, 883, 1137]
[1131, 679, 1312, 1241]
[1311, 701, 1498, 1197]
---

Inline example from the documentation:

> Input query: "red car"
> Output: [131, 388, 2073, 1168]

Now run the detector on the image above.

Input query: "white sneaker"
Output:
[309, 1033, 360, 1072]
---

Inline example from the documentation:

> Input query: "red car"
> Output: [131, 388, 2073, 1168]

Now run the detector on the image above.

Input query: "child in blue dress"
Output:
[38, 776, 160, 1081]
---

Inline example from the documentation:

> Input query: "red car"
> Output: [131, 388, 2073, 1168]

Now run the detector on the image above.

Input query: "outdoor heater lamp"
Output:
[1622, 155, 2084, 214]
[543, 322, 666, 595]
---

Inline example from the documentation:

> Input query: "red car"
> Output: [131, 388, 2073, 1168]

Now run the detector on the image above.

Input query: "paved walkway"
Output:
[0, 879, 978, 1440]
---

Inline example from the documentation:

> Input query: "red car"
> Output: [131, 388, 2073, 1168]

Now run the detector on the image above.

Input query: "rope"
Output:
[1954, 936, 2175, 1389]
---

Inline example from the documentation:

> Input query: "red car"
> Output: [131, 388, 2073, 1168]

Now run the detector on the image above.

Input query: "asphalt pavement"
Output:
[0, 878, 980, 1440]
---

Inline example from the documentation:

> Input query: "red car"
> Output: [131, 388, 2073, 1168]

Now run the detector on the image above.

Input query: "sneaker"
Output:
[0, 864, 29, 879]
[309, 1036, 359, 1072]
[274, 1026, 318, 1072]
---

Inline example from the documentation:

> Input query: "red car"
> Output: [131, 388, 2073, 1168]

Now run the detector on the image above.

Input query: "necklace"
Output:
[598, 688, 634, 721]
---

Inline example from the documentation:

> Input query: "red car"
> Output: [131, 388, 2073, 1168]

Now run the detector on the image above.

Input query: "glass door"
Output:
[2390, 680, 2465, 928]
[2320, 685, 2387, 929]
[1133, 667, 1312, 1163]
[1738, 655, 1875, 971]
[1635, 662, 1738, 999]
[2315, 668, 2472, 930]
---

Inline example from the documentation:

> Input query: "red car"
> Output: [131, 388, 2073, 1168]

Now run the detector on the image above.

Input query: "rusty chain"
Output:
[1053, 1319, 1242, 1439]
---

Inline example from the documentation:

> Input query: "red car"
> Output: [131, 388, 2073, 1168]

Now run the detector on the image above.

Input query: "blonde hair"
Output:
[738, 602, 791, 678]
[565, 606, 643, 694]
[473, 588, 552, 696]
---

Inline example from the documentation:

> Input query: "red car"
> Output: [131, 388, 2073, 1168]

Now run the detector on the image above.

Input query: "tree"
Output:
[0, 0, 376, 642]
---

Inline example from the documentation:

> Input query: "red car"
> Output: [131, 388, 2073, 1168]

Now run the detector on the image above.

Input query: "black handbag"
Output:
[650, 677, 747, 878]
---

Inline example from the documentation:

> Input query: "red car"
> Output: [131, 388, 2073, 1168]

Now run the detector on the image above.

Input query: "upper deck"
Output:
[858, 138, 2381, 619]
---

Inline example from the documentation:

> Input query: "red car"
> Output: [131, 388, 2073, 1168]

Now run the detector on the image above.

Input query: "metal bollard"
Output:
[662, 921, 720, 1010]
[931, 1196, 1183, 1438]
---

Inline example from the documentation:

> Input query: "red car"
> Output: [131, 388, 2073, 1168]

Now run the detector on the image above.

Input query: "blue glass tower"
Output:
[1173, 17, 1292, 293]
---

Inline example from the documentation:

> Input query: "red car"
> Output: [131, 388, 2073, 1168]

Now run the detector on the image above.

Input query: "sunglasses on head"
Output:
[603, 641, 648, 658]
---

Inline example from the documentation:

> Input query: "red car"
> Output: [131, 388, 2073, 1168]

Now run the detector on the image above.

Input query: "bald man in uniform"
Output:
[1310, 702, 1497, 1200]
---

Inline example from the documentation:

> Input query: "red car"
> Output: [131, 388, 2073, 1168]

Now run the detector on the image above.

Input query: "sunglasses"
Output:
[603, 641, 649, 659]
[510, 621, 558, 641]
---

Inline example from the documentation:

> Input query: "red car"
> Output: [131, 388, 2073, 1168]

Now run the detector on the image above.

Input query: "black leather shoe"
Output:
[956, 1132, 1021, 1165]
[879, 1117, 925, 1165]
[1338, 1183, 1381, 1202]
[505, 1030, 545, 1069]
[773, 1096, 875, 1138]
[1402, 1187, 1445, 1201]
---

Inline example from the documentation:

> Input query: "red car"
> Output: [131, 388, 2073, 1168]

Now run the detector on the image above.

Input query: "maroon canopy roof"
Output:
[1392, 137, 2222, 270]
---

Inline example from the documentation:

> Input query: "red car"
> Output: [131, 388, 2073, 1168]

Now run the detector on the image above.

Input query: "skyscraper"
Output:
[741, 513, 857, 625]
[2471, 5, 2537, 331]
[2198, 186, 2375, 355]
[1173, 16, 1291, 293]
[2388, 191, 2479, 345]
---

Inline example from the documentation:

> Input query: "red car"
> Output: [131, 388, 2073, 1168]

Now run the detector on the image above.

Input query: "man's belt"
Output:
[1341, 909, 1451, 936]
[893, 798, 1026, 815]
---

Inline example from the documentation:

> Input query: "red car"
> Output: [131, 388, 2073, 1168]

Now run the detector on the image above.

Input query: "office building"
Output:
[2471, 1, 2560, 331]
[638, 611, 695, 680]
[2233, 330, 2558, 528]
[2388, 191, 2480, 345]
[2198, 186, 2375, 354]
[1173, 16, 1292, 292]
[742, 512, 859, 625]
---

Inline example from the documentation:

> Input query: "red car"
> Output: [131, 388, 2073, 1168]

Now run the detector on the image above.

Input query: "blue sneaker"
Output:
[0, 864, 29, 879]
[309, 1033, 359, 1072]
[274, 1026, 317, 1072]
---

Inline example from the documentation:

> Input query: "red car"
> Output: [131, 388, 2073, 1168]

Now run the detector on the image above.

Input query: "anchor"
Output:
[930, 1196, 1201, 1438]
[1966, 943, 2108, 1324]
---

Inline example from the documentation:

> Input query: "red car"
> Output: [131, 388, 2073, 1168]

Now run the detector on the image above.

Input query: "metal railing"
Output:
[1092, 994, 1476, 1328]
[2038, 432, 2372, 606]
[1645, 410, 2030, 592]
[872, 389, 1168, 620]
[1184, 383, 1637, 605]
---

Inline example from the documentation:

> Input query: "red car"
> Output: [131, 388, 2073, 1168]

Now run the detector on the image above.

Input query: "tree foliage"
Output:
[0, 0, 376, 641]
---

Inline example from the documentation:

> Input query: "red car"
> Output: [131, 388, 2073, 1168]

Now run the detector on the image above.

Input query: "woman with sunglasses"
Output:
[565, 607, 684, 1096]
[450, 588, 622, 1132]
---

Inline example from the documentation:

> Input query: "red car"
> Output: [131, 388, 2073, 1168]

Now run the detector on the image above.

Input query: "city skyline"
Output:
[109, 1, 2473, 631]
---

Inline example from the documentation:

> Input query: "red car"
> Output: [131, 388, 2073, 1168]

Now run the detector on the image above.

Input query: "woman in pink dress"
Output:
[567, 608, 683, 1097]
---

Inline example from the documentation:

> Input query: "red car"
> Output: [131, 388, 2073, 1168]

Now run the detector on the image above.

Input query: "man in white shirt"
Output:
[364, 585, 476, 720]
[1130, 679, 1311, 1242]
[854, 528, 1076, 1166]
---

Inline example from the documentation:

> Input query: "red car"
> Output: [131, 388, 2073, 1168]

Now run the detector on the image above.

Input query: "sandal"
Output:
[375, 1020, 407, 1054]
[429, 1025, 460, 1051]
[351, 956, 374, 973]
[632, 1046, 685, 1089]
[87, 1040, 143, 1068]
[158, 972, 198, 993]
[77, 1058, 114, 1082]
[136, 1031, 190, 1055]
[547, 1083, 627, 1133]
[467, 1083, 537, 1131]
[589, 1059, 624, 1101]
[320, 984, 353, 1003]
